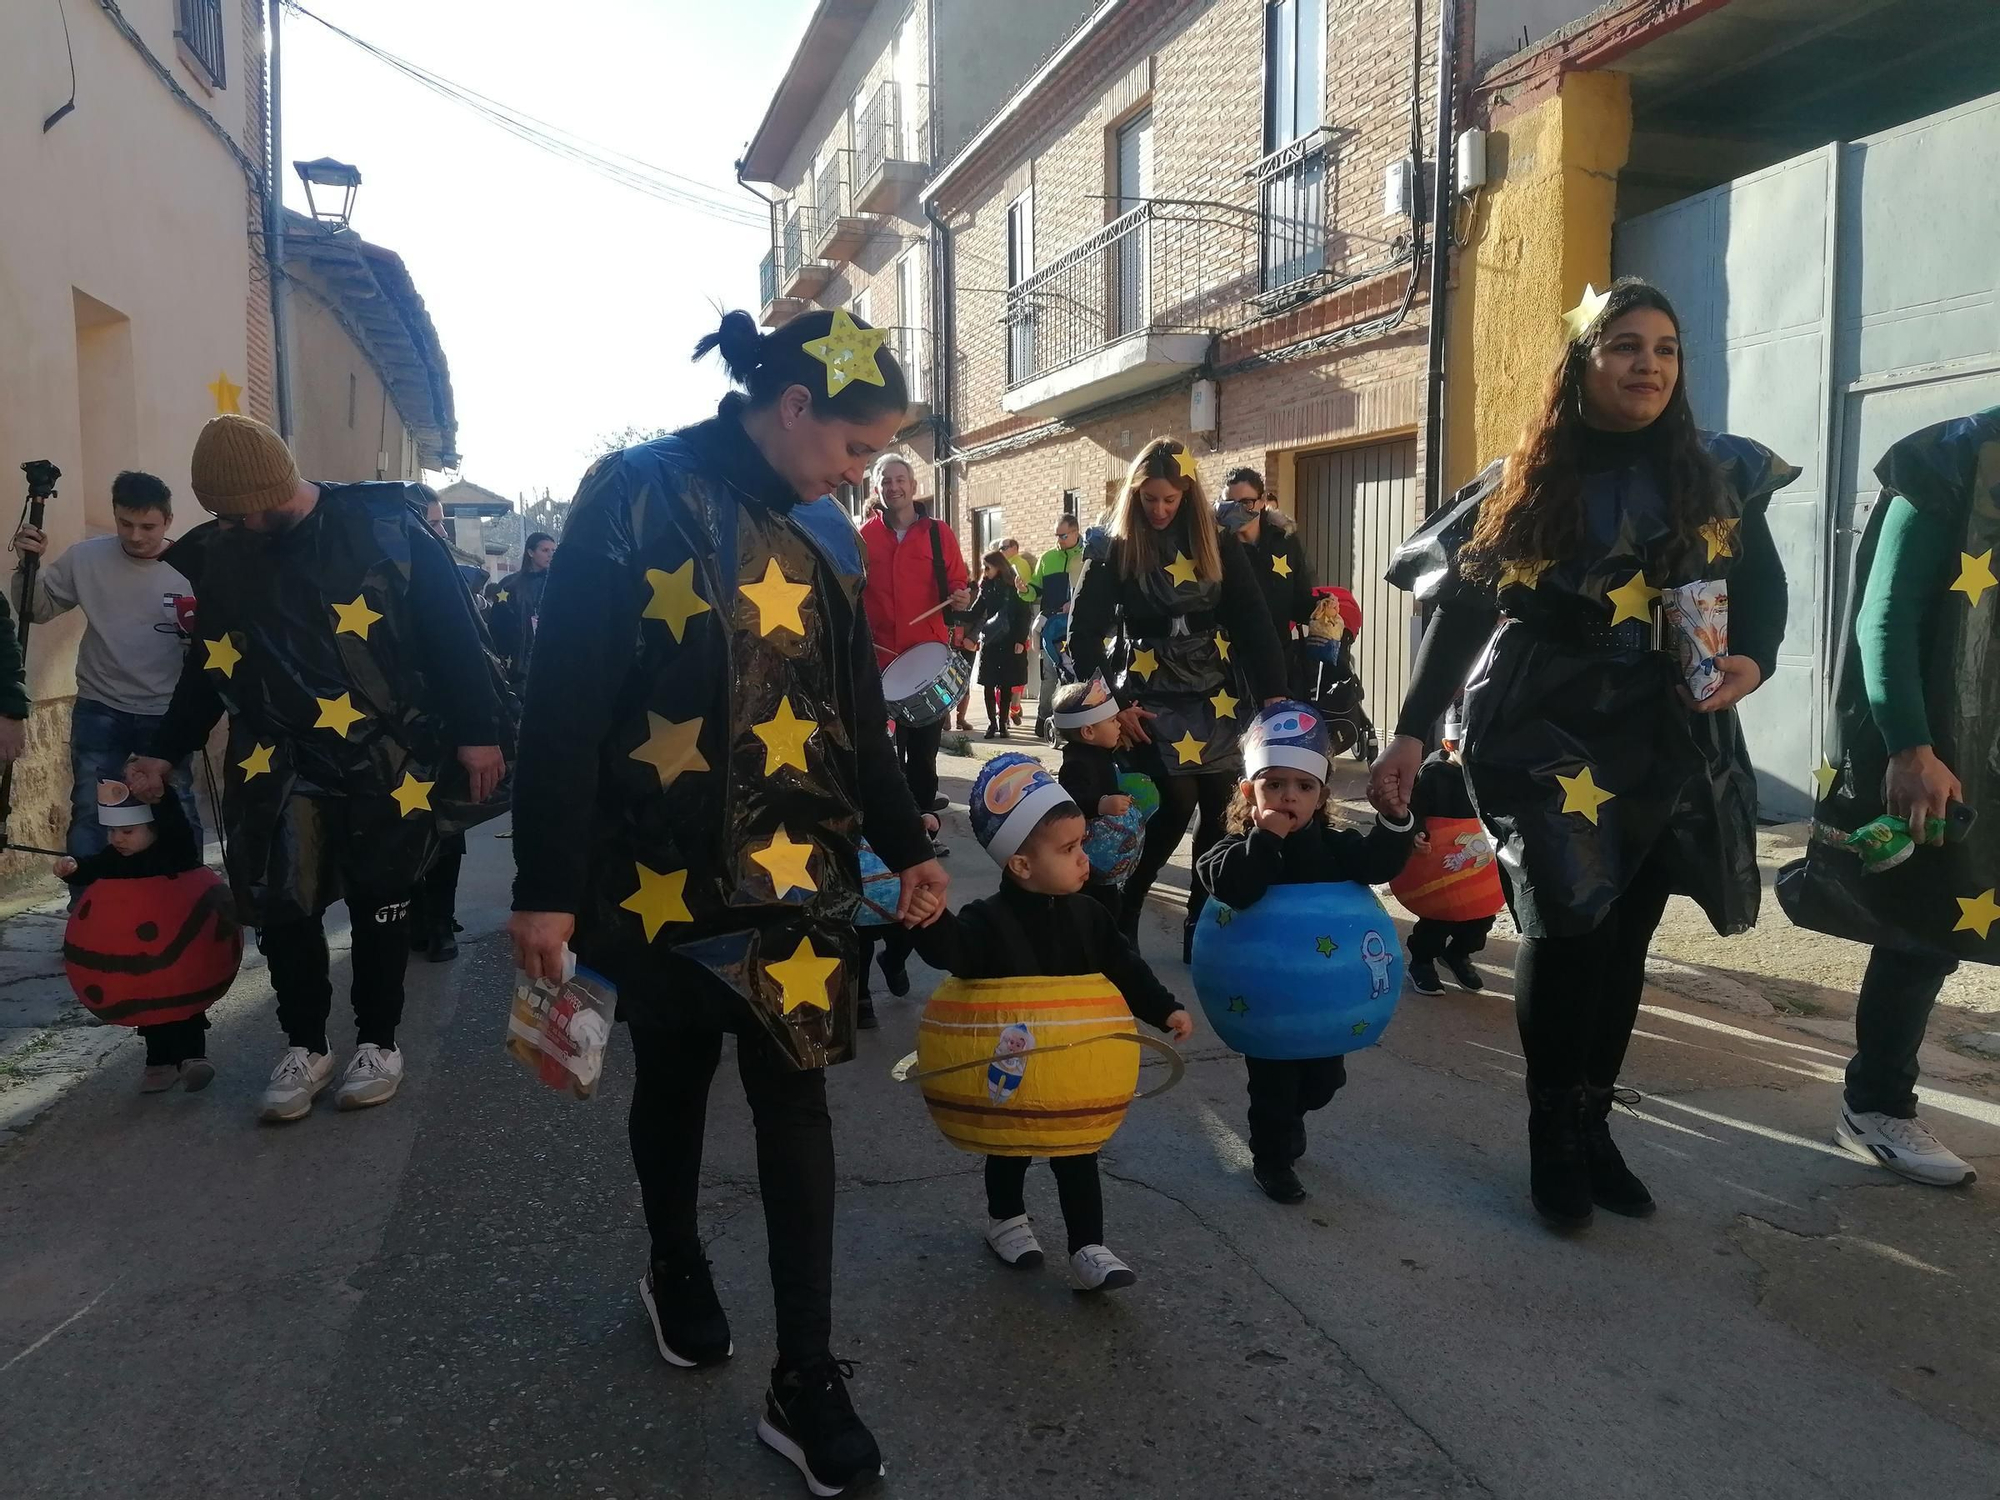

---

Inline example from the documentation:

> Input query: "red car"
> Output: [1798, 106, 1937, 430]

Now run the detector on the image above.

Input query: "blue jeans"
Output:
[68, 697, 201, 860]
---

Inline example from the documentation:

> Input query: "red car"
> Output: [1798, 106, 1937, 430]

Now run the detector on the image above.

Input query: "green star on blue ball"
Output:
[1315, 935, 1338, 957]
[1226, 996, 1249, 1015]
[1350, 1021, 1370, 1036]
[1214, 906, 1236, 927]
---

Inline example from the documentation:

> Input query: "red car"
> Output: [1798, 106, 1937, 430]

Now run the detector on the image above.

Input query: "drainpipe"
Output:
[265, 0, 296, 439]
[1421, 0, 1458, 514]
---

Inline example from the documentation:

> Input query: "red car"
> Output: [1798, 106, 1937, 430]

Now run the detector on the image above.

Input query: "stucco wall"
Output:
[1444, 68, 1631, 488]
[287, 280, 421, 484]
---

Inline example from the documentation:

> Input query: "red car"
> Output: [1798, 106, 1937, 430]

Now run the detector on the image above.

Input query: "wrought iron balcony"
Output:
[760, 249, 806, 326]
[1250, 130, 1331, 295]
[174, 0, 226, 89]
[779, 206, 831, 300]
[854, 81, 929, 213]
[810, 152, 869, 264]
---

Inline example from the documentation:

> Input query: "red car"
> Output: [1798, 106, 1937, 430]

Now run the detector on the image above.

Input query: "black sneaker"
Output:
[1408, 959, 1444, 995]
[639, 1254, 732, 1368]
[1443, 954, 1484, 992]
[878, 951, 910, 998]
[757, 1356, 883, 1496]
[856, 999, 879, 1031]
[1254, 1160, 1307, 1204]
[426, 928, 459, 963]
[983, 724, 1000, 740]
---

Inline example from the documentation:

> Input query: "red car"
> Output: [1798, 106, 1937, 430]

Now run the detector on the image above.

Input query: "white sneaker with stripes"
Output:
[1835, 1107, 1975, 1186]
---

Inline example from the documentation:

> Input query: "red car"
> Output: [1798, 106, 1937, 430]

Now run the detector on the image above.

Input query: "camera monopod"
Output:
[0, 460, 72, 858]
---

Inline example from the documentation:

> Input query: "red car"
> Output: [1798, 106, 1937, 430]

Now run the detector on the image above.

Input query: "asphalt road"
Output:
[3, 781, 1997, 1500]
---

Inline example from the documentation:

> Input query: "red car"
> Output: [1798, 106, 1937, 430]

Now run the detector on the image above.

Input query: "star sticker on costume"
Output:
[740, 557, 811, 637]
[1563, 283, 1611, 341]
[1215, 635, 1231, 662]
[752, 828, 818, 899]
[1812, 756, 1839, 799]
[751, 696, 818, 775]
[1209, 688, 1239, 719]
[238, 742, 274, 780]
[1270, 553, 1292, 578]
[1954, 888, 2000, 941]
[1170, 730, 1207, 766]
[1556, 765, 1616, 825]
[1315, 935, 1338, 958]
[630, 712, 707, 789]
[1164, 551, 1198, 587]
[1128, 647, 1158, 680]
[1350, 1021, 1371, 1037]
[204, 635, 242, 678]
[1214, 906, 1235, 926]
[1606, 571, 1662, 626]
[767, 935, 840, 1014]
[1950, 548, 1995, 607]
[802, 308, 889, 396]
[390, 772, 433, 818]
[1226, 995, 1249, 1015]
[1173, 447, 1199, 480]
[331, 593, 383, 640]
[1499, 558, 1555, 591]
[494, 589, 509, 604]
[621, 862, 692, 941]
[208, 371, 242, 414]
[314, 692, 366, 739]
[1700, 517, 1741, 562]
[642, 559, 711, 642]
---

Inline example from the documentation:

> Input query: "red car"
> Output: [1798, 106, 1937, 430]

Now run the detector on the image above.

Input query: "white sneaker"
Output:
[336, 1043, 404, 1111]
[1835, 1107, 1976, 1187]
[1070, 1243, 1137, 1293]
[259, 1046, 334, 1123]
[985, 1214, 1044, 1268]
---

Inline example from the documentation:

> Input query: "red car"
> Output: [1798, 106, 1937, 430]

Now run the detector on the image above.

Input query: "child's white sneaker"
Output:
[985, 1214, 1043, 1268]
[1070, 1243, 1136, 1292]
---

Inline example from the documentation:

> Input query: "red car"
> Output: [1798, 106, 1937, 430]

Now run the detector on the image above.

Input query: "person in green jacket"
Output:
[1028, 515, 1084, 740]
[0, 590, 27, 765]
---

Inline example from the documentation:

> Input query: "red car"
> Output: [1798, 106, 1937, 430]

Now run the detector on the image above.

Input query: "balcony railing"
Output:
[760, 250, 778, 309]
[855, 81, 929, 211]
[1252, 131, 1330, 293]
[809, 153, 870, 262]
[174, 0, 227, 88]
[781, 208, 805, 279]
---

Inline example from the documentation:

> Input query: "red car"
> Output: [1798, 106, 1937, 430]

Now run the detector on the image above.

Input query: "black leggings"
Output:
[984, 684, 1010, 725]
[1513, 853, 1676, 1090]
[984, 1153, 1104, 1253]
[1120, 768, 1234, 934]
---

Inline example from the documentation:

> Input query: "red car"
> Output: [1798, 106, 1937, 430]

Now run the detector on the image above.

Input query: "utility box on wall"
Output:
[1189, 378, 1218, 435]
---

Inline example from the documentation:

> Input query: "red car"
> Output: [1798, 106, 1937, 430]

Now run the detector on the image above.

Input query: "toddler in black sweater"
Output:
[1051, 676, 1132, 915]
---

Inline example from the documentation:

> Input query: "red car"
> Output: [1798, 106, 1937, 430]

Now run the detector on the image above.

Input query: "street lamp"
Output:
[294, 157, 362, 229]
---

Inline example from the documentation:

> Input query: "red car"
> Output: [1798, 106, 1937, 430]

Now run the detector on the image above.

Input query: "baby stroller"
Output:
[1300, 586, 1378, 762]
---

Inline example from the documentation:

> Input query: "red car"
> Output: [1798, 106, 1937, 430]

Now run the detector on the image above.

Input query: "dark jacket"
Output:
[1058, 740, 1122, 819]
[0, 591, 26, 720]
[974, 575, 1031, 688]
[1197, 816, 1416, 911]
[908, 876, 1182, 1031]
[1240, 514, 1315, 644]
[69, 792, 200, 888]
[1410, 750, 1477, 824]
[486, 566, 550, 680]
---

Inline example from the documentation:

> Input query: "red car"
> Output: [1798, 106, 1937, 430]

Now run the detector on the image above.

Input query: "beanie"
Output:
[1244, 700, 1331, 784]
[190, 414, 302, 516]
[968, 753, 1075, 863]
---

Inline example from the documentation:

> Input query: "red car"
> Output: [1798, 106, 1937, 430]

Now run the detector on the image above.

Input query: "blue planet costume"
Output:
[1195, 703, 1414, 1194]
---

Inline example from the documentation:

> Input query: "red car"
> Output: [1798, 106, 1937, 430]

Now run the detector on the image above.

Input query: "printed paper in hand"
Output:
[1662, 579, 1729, 702]
[506, 951, 618, 1100]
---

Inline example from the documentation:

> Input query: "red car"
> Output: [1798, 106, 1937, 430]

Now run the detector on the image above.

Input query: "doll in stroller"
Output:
[1299, 585, 1378, 763]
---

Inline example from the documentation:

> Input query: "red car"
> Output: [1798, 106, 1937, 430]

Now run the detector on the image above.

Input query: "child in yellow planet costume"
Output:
[906, 752, 1192, 1291]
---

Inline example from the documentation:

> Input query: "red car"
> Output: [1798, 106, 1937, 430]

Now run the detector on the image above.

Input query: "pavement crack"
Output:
[1102, 1164, 1497, 1497]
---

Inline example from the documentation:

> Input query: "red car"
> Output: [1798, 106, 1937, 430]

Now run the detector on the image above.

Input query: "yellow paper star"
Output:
[238, 742, 274, 780]
[801, 308, 888, 396]
[643, 559, 711, 642]
[331, 593, 383, 640]
[1173, 447, 1199, 480]
[1215, 635, 1231, 662]
[630, 712, 707, 789]
[208, 371, 242, 414]
[1127, 647, 1158, 680]
[1606, 571, 1661, 626]
[1170, 730, 1207, 766]
[390, 772, 434, 818]
[1954, 888, 2000, 940]
[1556, 765, 1615, 825]
[314, 692, 366, 739]
[1950, 549, 1996, 607]
[751, 696, 819, 775]
[1812, 756, 1839, 799]
[1700, 517, 1741, 562]
[1270, 553, 1291, 579]
[494, 589, 510, 604]
[751, 827, 818, 898]
[1164, 551, 1198, 588]
[1210, 688, 1239, 719]
[204, 635, 242, 678]
[767, 935, 840, 1014]
[1499, 558, 1554, 591]
[1563, 283, 1611, 341]
[621, 862, 692, 941]
[740, 557, 811, 637]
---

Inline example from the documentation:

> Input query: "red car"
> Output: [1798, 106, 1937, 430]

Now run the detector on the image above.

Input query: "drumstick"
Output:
[907, 599, 952, 626]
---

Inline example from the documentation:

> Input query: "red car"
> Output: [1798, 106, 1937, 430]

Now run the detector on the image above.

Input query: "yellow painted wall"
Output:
[1445, 70, 1632, 489]
[288, 283, 420, 484]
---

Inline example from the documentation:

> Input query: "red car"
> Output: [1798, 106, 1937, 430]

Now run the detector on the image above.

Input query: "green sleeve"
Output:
[0, 593, 27, 720]
[1856, 495, 1956, 754]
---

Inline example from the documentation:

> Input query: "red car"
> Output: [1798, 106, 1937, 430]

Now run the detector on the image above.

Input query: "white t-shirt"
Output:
[17, 535, 192, 715]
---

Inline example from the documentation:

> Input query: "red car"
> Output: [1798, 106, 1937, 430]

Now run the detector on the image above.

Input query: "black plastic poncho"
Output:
[1778, 409, 1999, 966]
[1385, 433, 1797, 938]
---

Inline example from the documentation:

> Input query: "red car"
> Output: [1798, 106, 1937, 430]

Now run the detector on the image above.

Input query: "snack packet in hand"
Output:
[506, 951, 618, 1099]
[1662, 579, 1729, 701]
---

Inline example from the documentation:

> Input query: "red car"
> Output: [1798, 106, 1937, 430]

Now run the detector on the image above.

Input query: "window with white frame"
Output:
[973, 506, 1003, 560]
[896, 248, 927, 403]
[1264, 0, 1325, 150]
[1005, 192, 1035, 383]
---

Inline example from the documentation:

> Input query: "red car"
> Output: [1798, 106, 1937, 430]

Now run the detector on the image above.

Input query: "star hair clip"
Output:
[802, 308, 888, 397]
[1562, 283, 1612, 342]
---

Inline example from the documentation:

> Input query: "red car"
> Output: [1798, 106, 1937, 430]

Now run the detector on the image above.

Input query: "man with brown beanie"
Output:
[127, 414, 510, 1122]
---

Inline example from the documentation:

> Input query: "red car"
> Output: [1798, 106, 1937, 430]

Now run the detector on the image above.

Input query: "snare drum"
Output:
[881, 641, 970, 727]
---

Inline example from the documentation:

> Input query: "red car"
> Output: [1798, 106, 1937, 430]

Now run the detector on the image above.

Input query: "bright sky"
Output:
[281, 0, 812, 502]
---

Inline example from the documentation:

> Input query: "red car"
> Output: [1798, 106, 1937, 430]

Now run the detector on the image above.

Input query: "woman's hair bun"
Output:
[694, 309, 766, 380]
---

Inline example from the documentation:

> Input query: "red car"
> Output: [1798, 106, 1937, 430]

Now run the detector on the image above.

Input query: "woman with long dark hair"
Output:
[972, 548, 1031, 737]
[1371, 278, 1794, 1229]
[510, 308, 946, 1496]
[1070, 438, 1287, 956]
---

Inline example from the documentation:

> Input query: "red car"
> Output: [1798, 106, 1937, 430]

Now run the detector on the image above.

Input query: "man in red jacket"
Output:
[860, 455, 969, 851]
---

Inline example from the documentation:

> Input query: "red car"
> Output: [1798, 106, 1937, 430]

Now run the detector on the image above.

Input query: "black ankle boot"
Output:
[1582, 1085, 1655, 1217]
[1526, 1084, 1593, 1229]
